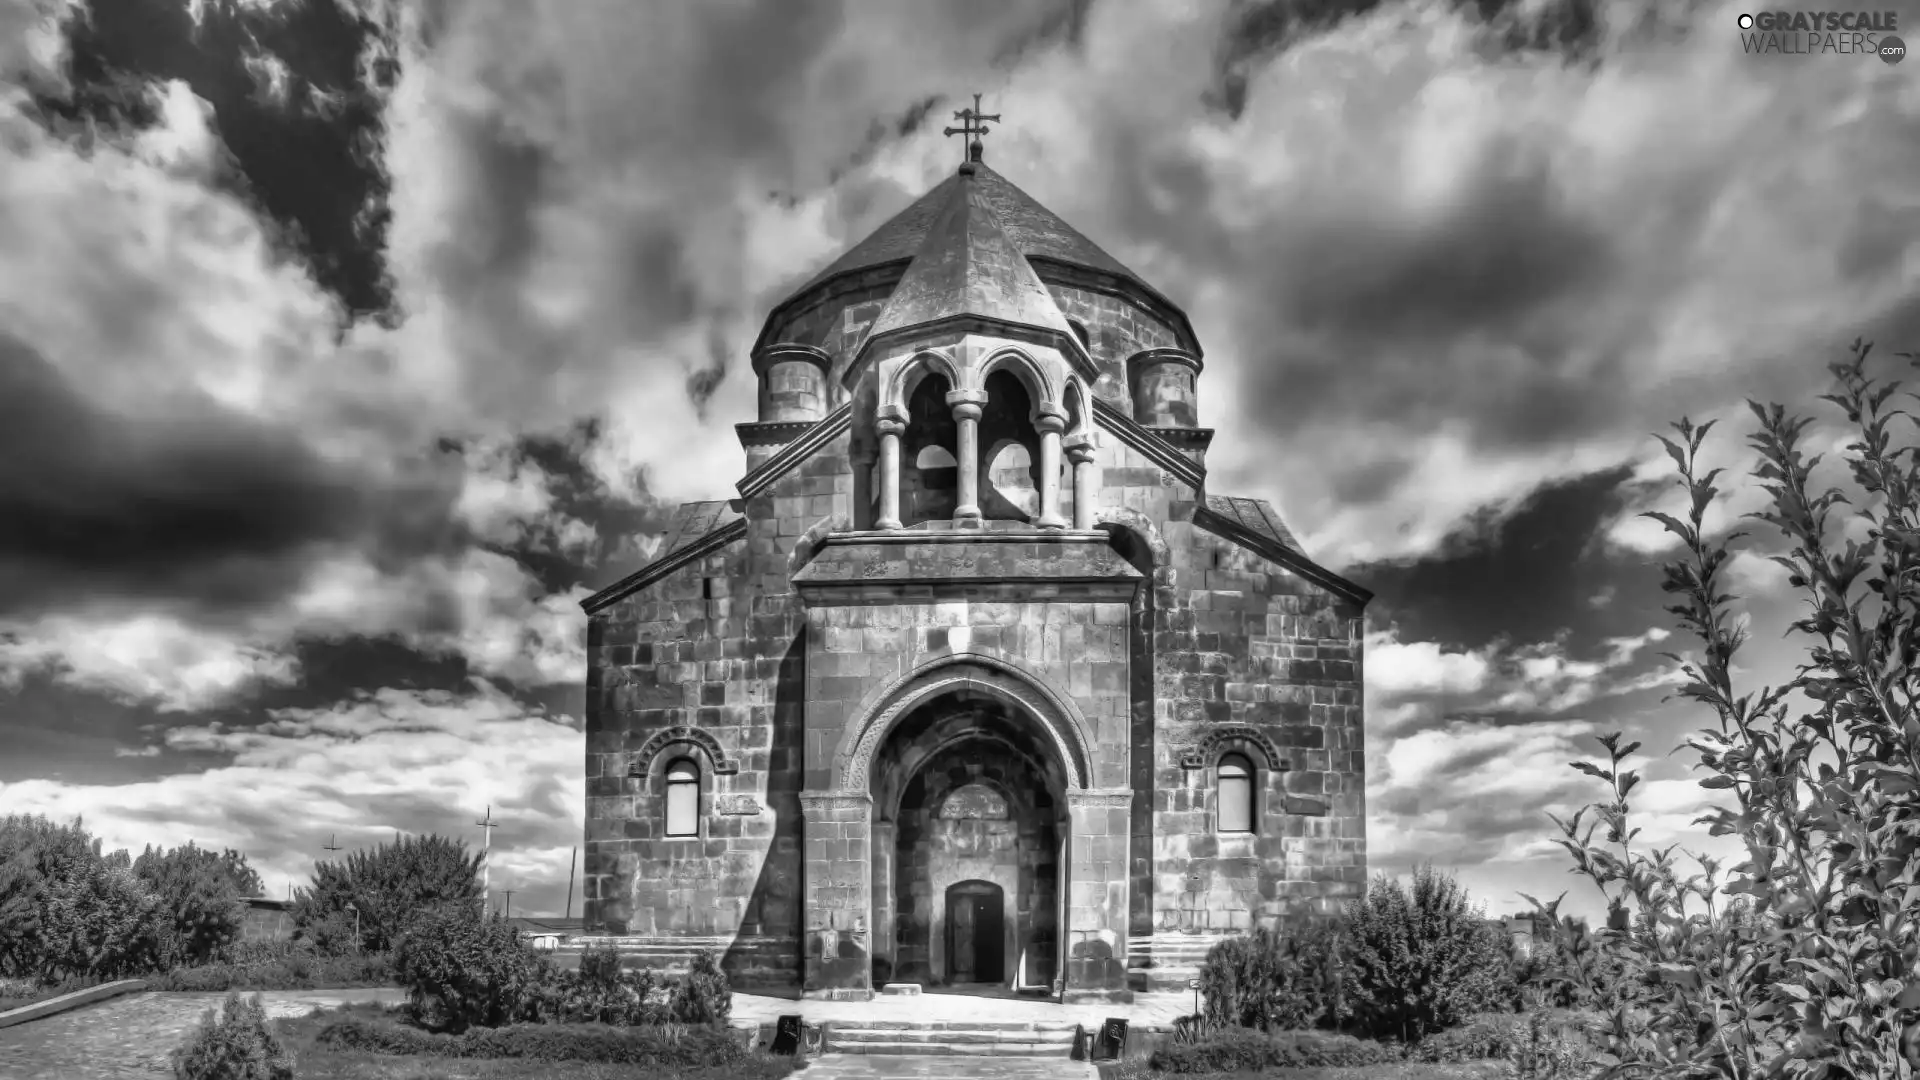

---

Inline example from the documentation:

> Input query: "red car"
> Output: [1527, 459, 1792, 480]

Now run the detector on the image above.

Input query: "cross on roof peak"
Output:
[943, 93, 1001, 165]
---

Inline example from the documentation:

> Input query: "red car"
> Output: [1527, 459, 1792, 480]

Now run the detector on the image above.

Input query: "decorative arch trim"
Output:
[1178, 725, 1286, 773]
[884, 350, 962, 414]
[1095, 509, 1171, 569]
[836, 653, 1092, 793]
[978, 345, 1060, 414]
[629, 727, 739, 781]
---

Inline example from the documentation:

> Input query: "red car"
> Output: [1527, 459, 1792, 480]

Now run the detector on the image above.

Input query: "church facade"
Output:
[579, 141, 1369, 1003]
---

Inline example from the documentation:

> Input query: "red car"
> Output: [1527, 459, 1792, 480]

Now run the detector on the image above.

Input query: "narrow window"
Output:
[665, 758, 700, 837]
[1217, 753, 1253, 834]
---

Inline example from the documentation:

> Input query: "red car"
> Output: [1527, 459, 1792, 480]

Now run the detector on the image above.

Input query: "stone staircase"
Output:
[822, 1018, 1084, 1056]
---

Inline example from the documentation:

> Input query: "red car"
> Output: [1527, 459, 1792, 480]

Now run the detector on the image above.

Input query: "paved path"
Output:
[801, 1055, 1099, 1078]
[0, 986, 1161, 1078]
[0, 988, 403, 1079]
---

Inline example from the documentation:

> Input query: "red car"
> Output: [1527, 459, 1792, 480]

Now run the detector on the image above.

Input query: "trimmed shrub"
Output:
[1410, 1013, 1522, 1062]
[392, 904, 546, 1032]
[1341, 863, 1512, 1043]
[148, 947, 392, 992]
[531, 940, 666, 1025]
[669, 948, 730, 1026]
[315, 1014, 749, 1067]
[170, 991, 294, 1080]
[1197, 923, 1346, 1032]
[1147, 1027, 1402, 1072]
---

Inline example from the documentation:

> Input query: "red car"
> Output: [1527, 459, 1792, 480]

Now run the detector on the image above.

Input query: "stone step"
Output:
[826, 1021, 1081, 1034]
[826, 1040, 1077, 1056]
[833, 1022, 1090, 1037]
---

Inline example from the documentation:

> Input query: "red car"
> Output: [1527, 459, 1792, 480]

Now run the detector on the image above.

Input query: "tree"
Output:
[0, 814, 163, 980]
[1339, 862, 1511, 1043]
[1543, 341, 1920, 1078]
[132, 842, 263, 967]
[291, 833, 482, 954]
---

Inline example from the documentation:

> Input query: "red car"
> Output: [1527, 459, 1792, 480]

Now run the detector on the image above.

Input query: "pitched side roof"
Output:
[860, 167, 1081, 346]
[1197, 494, 1372, 607]
[579, 499, 746, 614]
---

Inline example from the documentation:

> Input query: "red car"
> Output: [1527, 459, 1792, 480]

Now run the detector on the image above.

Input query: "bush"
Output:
[291, 833, 483, 955]
[1539, 344, 1920, 1080]
[528, 940, 667, 1025]
[1340, 863, 1512, 1044]
[133, 842, 262, 969]
[169, 991, 294, 1080]
[1410, 1013, 1521, 1063]
[147, 947, 392, 992]
[669, 948, 730, 1026]
[1197, 924, 1346, 1032]
[315, 1014, 749, 1067]
[1148, 1027, 1402, 1072]
[393, 904, 546, 1033]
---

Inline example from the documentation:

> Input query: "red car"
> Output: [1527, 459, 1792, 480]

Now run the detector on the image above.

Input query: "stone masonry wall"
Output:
[1045, 283, 1182, 414]
[581, 429, 857, 991]
[1080, 432, 1368, 993]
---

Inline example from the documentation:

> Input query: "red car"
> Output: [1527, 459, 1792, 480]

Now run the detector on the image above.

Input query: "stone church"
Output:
[580, 131, 1369, 1003]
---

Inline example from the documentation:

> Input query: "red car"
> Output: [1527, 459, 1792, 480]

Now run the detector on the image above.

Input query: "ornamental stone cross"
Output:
[943, 92, 1001, 163]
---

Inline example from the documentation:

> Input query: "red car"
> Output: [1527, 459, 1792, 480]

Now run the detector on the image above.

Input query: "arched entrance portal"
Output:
[868, 686, 1068, 993]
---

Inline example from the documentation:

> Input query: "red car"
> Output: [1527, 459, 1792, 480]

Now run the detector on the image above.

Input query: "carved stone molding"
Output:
[1064, 788, 1133, 810]
[1176, 725, 1287, 772]
[798, 791, 874, 816]
[836, 654, 1091, 793]
[714, 794, 763, 816]
[629, 726, 739, 780]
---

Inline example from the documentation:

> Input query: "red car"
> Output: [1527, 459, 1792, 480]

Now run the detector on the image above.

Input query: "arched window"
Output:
[665, 758, 700, 838]
[1217, 753, 1253, 834]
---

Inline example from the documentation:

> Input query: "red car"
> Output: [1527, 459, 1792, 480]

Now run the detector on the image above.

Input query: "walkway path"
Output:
[0, 986, 1170, 1078]
[0, 988, 403, 1079]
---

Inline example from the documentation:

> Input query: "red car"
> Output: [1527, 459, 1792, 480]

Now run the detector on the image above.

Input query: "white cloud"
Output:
[0, 612, 300, 713]
[2, 680, 585, 911]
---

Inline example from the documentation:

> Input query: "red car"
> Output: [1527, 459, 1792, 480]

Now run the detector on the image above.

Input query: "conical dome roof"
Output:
[856, 163, 1082, 354]
[785, 161, 1149, 304]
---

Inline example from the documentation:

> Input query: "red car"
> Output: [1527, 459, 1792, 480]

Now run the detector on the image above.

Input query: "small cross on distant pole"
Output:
[322, 834, 342, 854]
[943, 92, 1001, 164]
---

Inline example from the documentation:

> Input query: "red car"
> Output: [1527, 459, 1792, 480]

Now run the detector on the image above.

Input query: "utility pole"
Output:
[501, 890, 514, 920]
[476, 806, 498, 914]
[564, 846, 577, 922]
[322, 834, 342, 854]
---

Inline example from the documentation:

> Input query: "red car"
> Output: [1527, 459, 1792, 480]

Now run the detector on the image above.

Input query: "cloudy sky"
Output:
[1, 0, 1915, 924]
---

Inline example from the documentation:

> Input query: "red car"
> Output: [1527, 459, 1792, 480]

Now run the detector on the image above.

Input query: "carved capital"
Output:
[945, 388, 988, 422]
[1032, 411, 1068, 435]
[875, 416, 907, 438]
[1064, 433, 1096, 465]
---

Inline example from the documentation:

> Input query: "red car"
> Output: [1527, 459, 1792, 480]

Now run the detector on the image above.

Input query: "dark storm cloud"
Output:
[36, 0, 398, 321]
[0, 332, 459, 619]
[1358, 466, 1643, 647]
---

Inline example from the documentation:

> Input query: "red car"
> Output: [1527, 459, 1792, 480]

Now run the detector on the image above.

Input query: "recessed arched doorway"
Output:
[867, 683, 1072, 994]
[945, 879, 1005, 985]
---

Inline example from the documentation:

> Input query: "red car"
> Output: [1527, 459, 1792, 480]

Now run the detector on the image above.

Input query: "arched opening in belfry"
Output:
[868, 688, 1067, 994]
[902, 370, 958, 527]
[979, 370, 1045, 523]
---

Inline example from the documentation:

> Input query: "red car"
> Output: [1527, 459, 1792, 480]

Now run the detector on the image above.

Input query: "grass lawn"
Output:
[270, 1004, 799, 1080]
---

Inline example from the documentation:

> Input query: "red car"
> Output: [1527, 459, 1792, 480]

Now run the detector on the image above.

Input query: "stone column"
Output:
[871, 818, 897, 985]
[1035, 414, 1067, 530]
[1062, 787, 1133, 1003]
[875, 418, 905, 531]
[799, 790, 874, 1000]
[946, 389, 988, 524]
[852, 445, 877, 531]
[1065, 434, 1096, 531]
